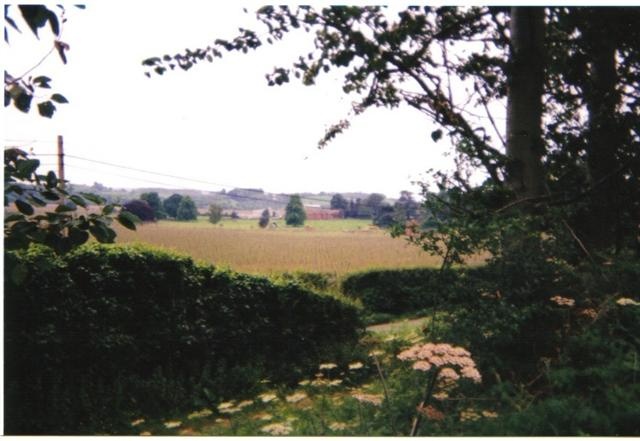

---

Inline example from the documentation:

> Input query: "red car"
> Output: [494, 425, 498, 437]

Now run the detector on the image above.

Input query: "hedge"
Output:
[4, 244, 361, 434]
[340, 267, 466, 314]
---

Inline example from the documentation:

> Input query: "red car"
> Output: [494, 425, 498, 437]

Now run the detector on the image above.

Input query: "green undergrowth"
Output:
[4, 243, 362, 435]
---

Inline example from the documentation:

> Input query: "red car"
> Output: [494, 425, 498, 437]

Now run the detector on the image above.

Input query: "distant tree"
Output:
[176, 196, 198, 221]
[140, 192, 166, 219]
[208, 204, 223, 224]
[163, 193, 183, 218]
[330, 193, 348, 210]
[285, 195, 306, 226]
[364, 193, 386, 219]
[373, 203, 396, 228]
[123, 199, 155, 222]
[258, 209, 270, 228]
[230, 211, 240, 219]
[394, 191, 420, 223]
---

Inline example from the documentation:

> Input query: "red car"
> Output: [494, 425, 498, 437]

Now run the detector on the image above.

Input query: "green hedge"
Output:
[340, 267, 464, 314]
[4, 244, 361, 434]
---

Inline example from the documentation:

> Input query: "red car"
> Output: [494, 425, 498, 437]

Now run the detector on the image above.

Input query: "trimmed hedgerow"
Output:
[340, 267, 464, 314]
[4, 243, 361, 434]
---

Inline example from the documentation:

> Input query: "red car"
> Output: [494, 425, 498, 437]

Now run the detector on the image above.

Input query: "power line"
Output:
[64, 153, 335, 205]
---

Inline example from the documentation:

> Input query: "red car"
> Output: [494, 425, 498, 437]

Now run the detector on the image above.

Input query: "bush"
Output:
[176, 196, 198, 221]
[341, 267, 462, 314]
[4, 244, 362, 434]
[123, 199, 155, 222]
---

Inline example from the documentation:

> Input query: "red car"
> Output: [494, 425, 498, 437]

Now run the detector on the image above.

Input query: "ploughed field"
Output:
[114, 218, 483, 274]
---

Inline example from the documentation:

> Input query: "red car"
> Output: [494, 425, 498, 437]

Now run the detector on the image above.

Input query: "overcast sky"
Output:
[4, 3, 477, 198]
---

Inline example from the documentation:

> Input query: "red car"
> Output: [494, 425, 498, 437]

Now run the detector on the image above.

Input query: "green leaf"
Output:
[89, 223, 116, 243]
[68, 227, 89, 246]
[27, 194, 47, 206]
[46, 170, 58, 188]
[102, 204, 116, 215]
[5, 213, 26, 223]
[16, 159, 40, 177]
[41, 190, 61, 201]
[15, 199, 34, 215]
[50, 93, 68, 103]
[117, 211, 139, 230]
[69, 194, 87, 208]
[55, 202, 77, 213]
[80, 192, 105, 204]
[14, 91, 33, 113]
[37, 100, 56, 118]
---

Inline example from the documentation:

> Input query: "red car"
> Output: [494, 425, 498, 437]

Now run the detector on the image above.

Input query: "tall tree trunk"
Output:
[506, 7, 546, 200]
[581, 9, 623, 252]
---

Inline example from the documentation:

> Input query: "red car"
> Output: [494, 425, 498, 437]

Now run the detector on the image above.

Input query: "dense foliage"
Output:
[123, 199, 156, 222]
[4, 244, 362, 434]
[4, 148, 138, 254]
[140, 192, 166, 219]
[285, 194, 306, 226]
[176, 195, 198, 221]
[341, 267, 461, 315]
[258, 208, 270, 228]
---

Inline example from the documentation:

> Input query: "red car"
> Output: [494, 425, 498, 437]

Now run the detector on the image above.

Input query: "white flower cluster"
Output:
[397, 342, 482, 383]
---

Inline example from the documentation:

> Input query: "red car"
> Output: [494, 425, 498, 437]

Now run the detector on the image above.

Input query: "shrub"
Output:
[123, 199, 156, 222]
[208, 204, 223, 224]
[341, 267, 462, 314]
[4, 244, 362, 434]
[176, 196, 198, 221]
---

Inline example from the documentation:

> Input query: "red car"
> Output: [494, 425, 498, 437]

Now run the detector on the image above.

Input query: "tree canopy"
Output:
[285, 194, 306, 226]
[144, 6, 640, 261]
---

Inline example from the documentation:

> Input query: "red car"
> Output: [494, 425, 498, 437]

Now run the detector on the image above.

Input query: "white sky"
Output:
[4, 3, 471, 198]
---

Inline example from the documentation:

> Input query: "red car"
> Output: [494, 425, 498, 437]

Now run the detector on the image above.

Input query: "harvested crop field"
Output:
[114, 219, 484, 274]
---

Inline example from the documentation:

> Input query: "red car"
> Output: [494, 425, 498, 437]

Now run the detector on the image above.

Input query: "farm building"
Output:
[304, 206, 344, 220]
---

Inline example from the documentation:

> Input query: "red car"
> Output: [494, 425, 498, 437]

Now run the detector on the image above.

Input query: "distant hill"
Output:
[67, 183, 384, 211]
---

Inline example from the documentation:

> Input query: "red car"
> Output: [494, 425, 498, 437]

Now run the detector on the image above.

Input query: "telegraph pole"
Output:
[57, 135, 65, 188]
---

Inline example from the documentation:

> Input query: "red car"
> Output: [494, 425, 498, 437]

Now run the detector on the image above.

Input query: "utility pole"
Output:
[57, 135, 65, 188]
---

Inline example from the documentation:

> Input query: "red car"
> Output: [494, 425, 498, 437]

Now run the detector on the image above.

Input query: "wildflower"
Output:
[550, 295, 575, 307]
[237, 400, 253, 409]
[298, 379, 311, 386]
[348, 361, 364, 370]
[368, 350, 384, 357]
[439, 367, 460, 381]
[319, 362, 338, 370]
[432, 391, 449, 401]
[311, 378, 329, 387]
[328, 379, 343, 386]
[460, 366, 482, 383]
[131, 418, 145, 427]
[329, 422, 348, 431]
[140, 431, 152, 436]
[163, 420, 182, 429]
[351, 392, 383, 406]
[217, 401, 235, 411]
[260, 422, 292, 436]
[417, 404, 445, 421]
[258, 392, 278, 403]
[217, 401, 240, 414]
[616, 297, 640, 306]
[460, 408, 481, 422]
[252, 412, 273, 421]
[412, 360, 432, 371]
[187, 409, 213, 420]
[482, 410, 499, 418]
[286, 392, 308, 403]
[578, 308, 598, 319]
